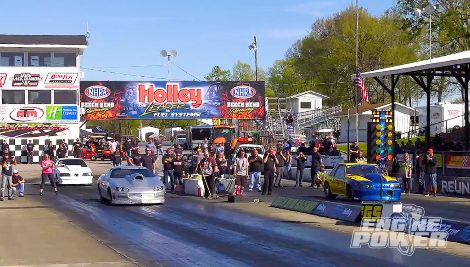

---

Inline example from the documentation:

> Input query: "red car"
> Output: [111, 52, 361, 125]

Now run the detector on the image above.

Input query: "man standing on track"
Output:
[262, 148, 278, 195]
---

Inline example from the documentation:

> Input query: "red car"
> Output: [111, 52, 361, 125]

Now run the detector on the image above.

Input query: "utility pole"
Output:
[249, 36, 258, 81]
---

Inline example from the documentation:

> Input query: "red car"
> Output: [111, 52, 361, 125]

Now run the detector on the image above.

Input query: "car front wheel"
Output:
[98, 186, 107, 203]
[347, 185, 355, 201]
[324, 182, 336, 199]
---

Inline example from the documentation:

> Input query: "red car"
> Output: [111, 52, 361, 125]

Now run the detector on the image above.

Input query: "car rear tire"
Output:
[324, 182, 336, 199]
[91, 156, 97, 161]
[347, 185, 355, 201]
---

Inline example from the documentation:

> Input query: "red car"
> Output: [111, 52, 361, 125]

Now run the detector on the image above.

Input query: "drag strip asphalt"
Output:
[30, 182, 470, 267]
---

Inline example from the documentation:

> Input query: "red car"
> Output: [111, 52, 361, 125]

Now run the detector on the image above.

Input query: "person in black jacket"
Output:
[423, 148, 437, 197]
[26, 140, 34, 164]
[295, 152, 307, 187]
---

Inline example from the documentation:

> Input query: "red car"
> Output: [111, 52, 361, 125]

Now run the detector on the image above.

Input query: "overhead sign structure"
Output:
[80, 81, 266, 120]
[0, 67, 79, 89]
[0, 104, 79, 124]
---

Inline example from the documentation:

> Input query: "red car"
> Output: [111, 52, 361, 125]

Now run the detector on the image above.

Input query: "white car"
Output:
[97, 166, 165, 205]
[54, 158, 93, 185]
[235, 144, 265, 157]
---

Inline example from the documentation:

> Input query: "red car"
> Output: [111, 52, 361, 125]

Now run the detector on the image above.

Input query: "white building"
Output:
[286, 91, 327, 114]
[417, 102, 464, 136]
[338, 102, 416, 143]
[0, 34, 87, 162]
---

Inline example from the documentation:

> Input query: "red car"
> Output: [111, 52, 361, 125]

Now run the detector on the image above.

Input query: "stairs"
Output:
[295, 105, 342, 131]
[258, 98, 342, 143]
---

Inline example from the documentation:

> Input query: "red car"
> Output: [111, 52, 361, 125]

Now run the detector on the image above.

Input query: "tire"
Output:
[98, 186, 107, 203]
[347, 185, 355, 201]
[91, 155, 97, 161]
[324, 182, 336, 199]
[107, 188, 113, 205]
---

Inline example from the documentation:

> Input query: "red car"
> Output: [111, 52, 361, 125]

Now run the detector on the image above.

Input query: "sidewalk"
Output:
[0, 191, 134, 266]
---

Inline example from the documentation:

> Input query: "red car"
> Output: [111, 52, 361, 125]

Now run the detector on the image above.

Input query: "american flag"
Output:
[354, 75, 369, 103]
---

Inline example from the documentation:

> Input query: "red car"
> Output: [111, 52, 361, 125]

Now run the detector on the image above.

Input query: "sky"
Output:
[1, 0, 395, 81]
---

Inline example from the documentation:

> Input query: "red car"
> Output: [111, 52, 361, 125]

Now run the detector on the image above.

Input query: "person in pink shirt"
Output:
[40, 154, 58, 196]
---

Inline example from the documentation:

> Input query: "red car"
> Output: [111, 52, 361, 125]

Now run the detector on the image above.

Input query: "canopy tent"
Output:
[358, 50, 470, 150]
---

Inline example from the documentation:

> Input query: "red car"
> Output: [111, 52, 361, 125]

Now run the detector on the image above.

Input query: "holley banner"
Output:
[80, 81, 265, 120]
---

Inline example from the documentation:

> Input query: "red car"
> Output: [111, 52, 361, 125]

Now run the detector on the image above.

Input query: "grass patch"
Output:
[336, 143, 367, 156]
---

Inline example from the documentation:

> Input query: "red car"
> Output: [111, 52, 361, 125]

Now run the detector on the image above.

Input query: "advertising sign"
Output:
[439, 176, 470, 196]
[0, 104, 79, 123]
[444, 154, 470, 169]
[0, 67, 79, 89]
[313, 201, 361, 222]
[0, 123, 75, 138]
[79, 81, 265, 120]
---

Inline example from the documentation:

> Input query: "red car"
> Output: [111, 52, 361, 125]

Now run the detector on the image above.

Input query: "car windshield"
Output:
[110, 168, 155, 178]
[58, 159, 87, 167]
[347, 165, 381, 176]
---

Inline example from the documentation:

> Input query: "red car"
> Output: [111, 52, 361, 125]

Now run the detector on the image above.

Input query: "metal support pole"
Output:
[426, 81, 431, 148]
[254, 36, 258, 81]
[465, 80, 469, 150]
[429, 14, 432, 60]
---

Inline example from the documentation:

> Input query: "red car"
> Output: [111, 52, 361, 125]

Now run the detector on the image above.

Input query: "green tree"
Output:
[205, 66, 231, 81]
[269, 6, 418, 107]
[231, 60, 266, 81]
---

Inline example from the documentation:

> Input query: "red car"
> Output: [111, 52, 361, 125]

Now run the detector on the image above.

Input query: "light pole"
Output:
[160, 49, 177, 80]
[248, 36, 258, 81]
[414, 3, 437, 60]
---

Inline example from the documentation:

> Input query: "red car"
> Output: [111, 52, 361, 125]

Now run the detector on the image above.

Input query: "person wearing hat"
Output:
[73, 138, 83, 158]
[162, 148, 175, 190]
[26, 140, 34, 164]
[423, 148, 437, 197]
[11, 169, 25, 198]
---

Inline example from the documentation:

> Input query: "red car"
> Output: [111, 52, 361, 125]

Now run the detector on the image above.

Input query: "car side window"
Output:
[330, 165, 338, 177]
[334, 165, 345, 179]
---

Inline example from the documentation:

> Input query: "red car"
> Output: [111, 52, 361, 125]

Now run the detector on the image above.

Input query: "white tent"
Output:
[140, 126, 159, 141]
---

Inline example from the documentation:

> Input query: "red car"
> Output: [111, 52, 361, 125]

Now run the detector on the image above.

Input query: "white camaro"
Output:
[54, 158, 93, 185]
[97, 166, 165, 205]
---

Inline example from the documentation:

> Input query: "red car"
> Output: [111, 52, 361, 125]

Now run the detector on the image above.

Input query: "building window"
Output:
[2, 90, 25, 104]
[27, 52, 52, 67]
[28, 90, 51, 104]
[0, 52, 24, 66]
[300, 102, 311, 109]
[54, 90, 77, 104]
[53, 53, 76, 67]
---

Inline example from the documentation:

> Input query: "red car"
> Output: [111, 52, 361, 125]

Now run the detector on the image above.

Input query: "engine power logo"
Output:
[10, 106, 44, 122]
[11, 73, 42, 87]
[84, 85, 111, 99]
[351, 204, 448, 256]
[230, 85, 256, 99]
[45, 73, 78, 84]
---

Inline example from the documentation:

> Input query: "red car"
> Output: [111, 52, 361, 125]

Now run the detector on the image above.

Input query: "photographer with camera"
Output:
[262, 148, 279, 195]
[295, 152, 307, 187]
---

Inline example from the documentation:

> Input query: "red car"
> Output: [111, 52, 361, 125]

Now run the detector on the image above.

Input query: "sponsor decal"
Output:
[448, 109, 460, 116]
[313, 201, 361, 222]
[11, 73, 41, 87]
[351, 204, 448, 256]
[45, 73, 77, 84]
[84, 85, 111, 99]
[441, 179, 470, 196]
[230, 85, 256, 99]
[138, 83, 202, 108]
[46, 106, 78, 121]
[0, 73, 6, 87]
[270, 197, 319, 213]
[9, 106, 44, 122]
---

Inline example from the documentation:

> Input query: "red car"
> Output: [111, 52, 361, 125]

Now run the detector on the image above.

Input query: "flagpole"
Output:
[355, 0, 359, 144]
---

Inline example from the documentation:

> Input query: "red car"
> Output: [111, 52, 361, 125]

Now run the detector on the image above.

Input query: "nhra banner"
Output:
[80, 81, 265, 120]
